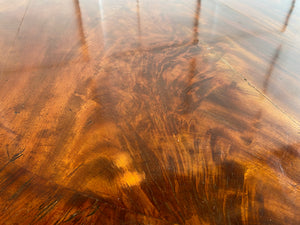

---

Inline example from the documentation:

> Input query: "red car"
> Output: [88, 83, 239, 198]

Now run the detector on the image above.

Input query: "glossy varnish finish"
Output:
[0, 0, 299, 224]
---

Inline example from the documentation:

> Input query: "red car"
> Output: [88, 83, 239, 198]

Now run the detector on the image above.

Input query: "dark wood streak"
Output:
[0, 0, 299, 224]
[281, 0, 296, 32]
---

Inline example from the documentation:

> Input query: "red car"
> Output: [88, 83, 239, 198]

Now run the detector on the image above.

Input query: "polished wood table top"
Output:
[0, 0, 299, 224]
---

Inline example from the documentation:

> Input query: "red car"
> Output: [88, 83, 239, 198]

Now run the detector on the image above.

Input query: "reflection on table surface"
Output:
[0, 0, 299, 224]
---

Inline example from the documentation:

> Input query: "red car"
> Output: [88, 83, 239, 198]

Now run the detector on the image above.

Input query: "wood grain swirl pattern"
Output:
[0, 0, 299, 224]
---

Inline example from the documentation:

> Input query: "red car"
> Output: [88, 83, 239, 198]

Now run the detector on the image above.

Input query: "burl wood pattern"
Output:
[0, 0, 299, 224]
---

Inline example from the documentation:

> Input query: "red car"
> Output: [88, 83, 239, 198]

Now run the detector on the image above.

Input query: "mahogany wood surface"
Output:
[0, 0, 299, 224]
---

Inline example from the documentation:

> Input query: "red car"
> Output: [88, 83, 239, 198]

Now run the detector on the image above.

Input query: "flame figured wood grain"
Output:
[0, 0, 299, 224]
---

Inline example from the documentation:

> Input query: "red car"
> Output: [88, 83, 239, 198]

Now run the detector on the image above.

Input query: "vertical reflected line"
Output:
[74, 0, 89, 60]
[136, 0, 142, 48]
[226, 1, 296, 150]
[264, 0, 294, 91]
[263, 45, 282, 93]
[181, 0, 202, 114]
[193, 0, 201, 44]
[256, 3, 286, 128]
[98, 0, 105, 51]
[98, 0, 104, 20]
[264, 0, 295, 92]
[16, 0, 32, 36]
[281, 0, 296, 32]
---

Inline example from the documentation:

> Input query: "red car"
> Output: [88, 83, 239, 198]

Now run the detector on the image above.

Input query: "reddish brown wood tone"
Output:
[0, 0, 299, 224]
